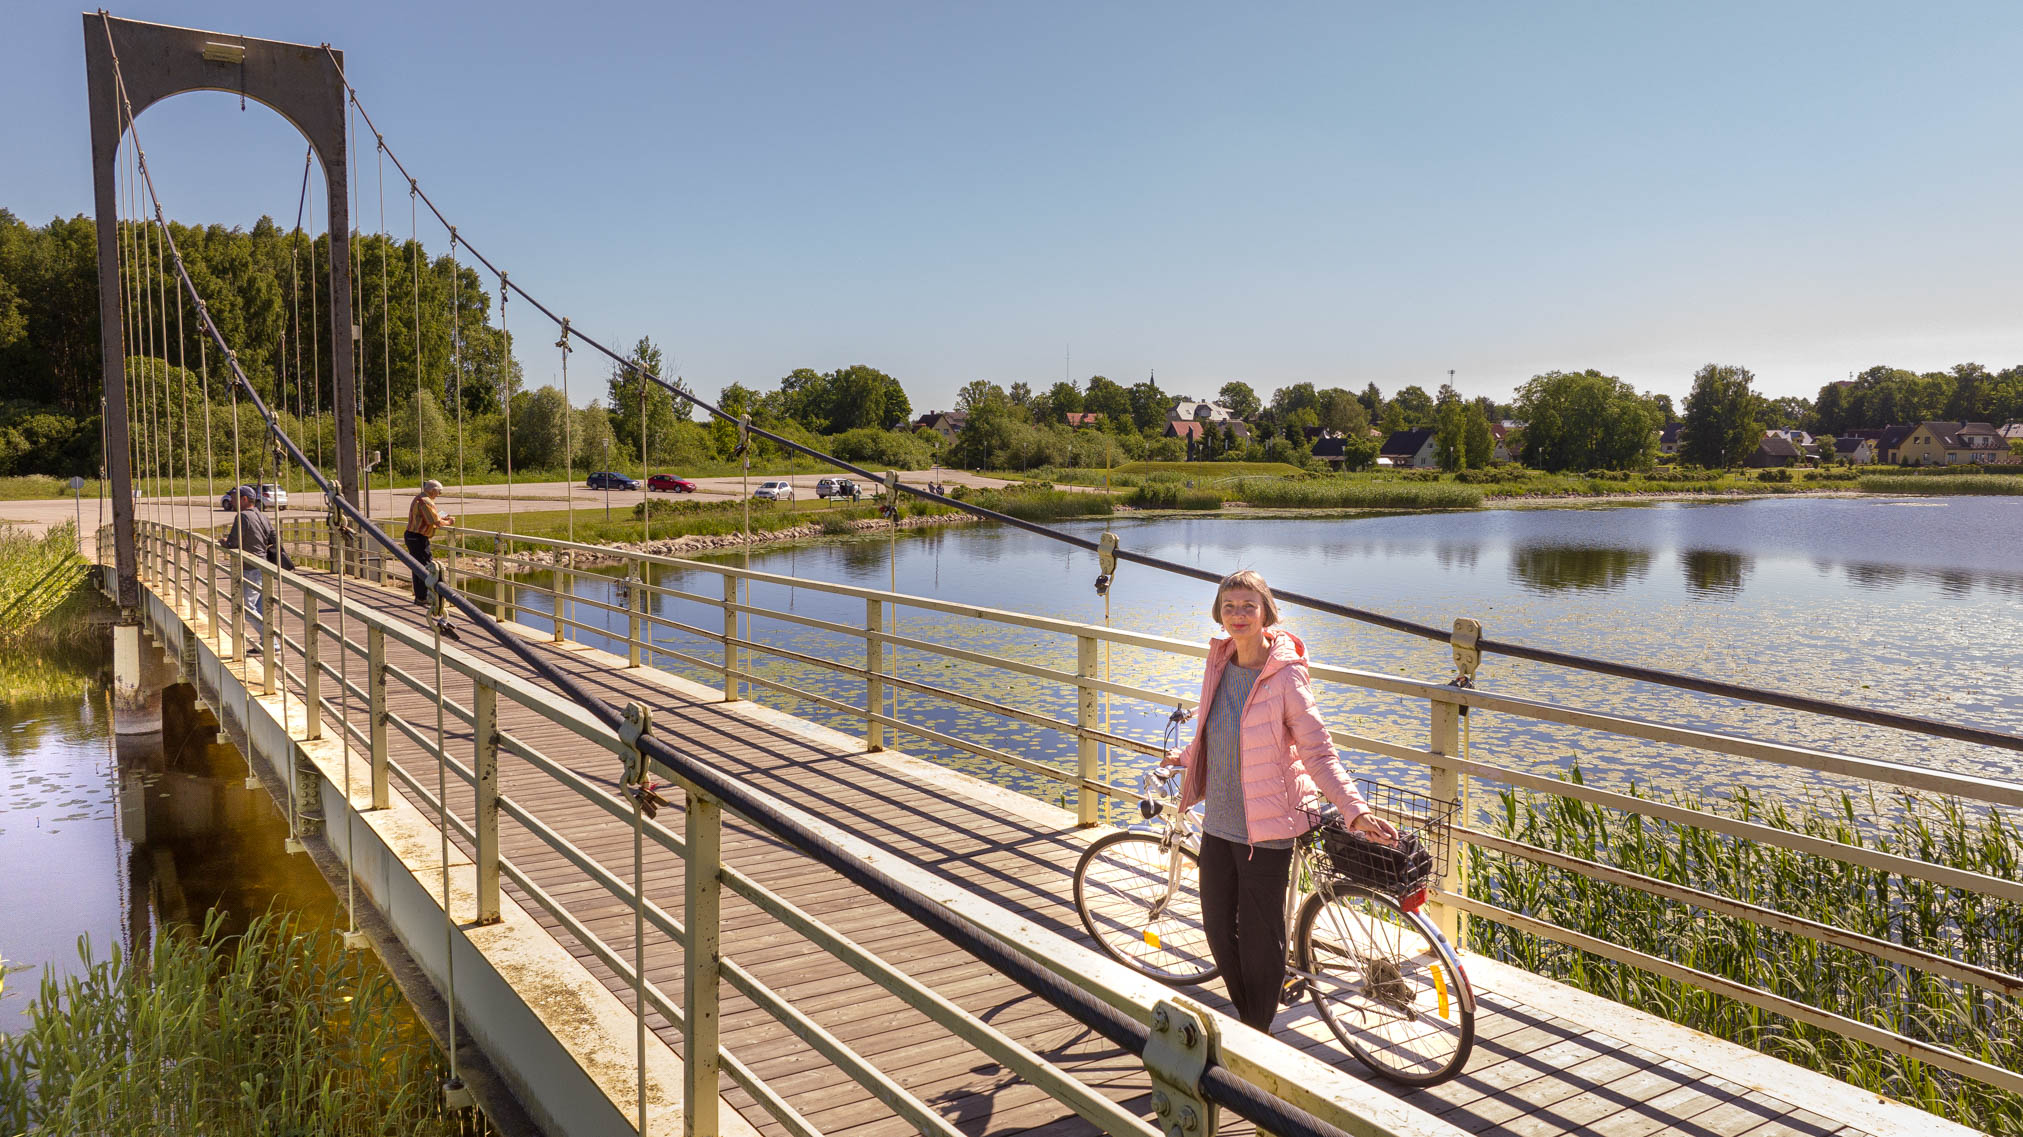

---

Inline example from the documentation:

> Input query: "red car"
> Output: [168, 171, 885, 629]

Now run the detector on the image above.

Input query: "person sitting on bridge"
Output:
[1163, 569, 1396, 1032]
[404, 480, 458, 637]
[219, 485, 291, 656]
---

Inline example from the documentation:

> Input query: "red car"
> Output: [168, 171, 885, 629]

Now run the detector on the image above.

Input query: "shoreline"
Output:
[482, 510, 980, 565]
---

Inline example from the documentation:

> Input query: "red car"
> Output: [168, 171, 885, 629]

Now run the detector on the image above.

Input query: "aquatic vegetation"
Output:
[1859, 475, 2023, 496]
[1129, 482, 1225, 510]
[954, 486, 1117, 521]
[1224, 477, 1484, 510]
[0, 911, 489, 1136]
[0, 524, 106, 698]
[1469, 775, 2023, 1134]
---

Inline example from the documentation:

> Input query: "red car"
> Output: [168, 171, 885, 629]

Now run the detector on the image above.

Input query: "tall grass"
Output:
[1860, 475, 2023, 496]
[0, 911, 489, 1136]
[1129, 483, 1225, 510]
[1225, 477, 1484, 510]
[1468, 775, 2023, 1134]
[954, 486, 1117, 521]
[0, 524, 104, 698]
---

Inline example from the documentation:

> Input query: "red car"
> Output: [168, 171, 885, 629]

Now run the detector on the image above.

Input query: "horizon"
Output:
[7, 2, 2023, 411]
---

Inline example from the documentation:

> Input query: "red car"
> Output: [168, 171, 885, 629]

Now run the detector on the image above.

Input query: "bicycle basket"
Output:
[1302, 779, 1458, 898]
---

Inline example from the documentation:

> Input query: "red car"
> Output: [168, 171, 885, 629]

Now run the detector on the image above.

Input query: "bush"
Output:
[1755, 468, 1793, 483]
[830, 426, 935, 470]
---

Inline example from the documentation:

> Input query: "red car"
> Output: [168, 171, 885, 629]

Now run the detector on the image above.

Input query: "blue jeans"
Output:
[240, 561, 266, 647]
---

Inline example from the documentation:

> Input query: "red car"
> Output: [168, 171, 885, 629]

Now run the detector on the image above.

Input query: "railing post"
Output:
[721, 575, 739, 702]
[444, 541, 458, 594]
[552, 556, 568, 643]
[207, 538, 220, 649]
[1076, 634, 1100, 826]
[628, 559, 644, 668]
[495, 543, 512, 625]
[473, 678, 501, 925]
[1427, 697, 1469, 947]
[260, 563, 278, 695]
[368, 625, 390, 810]
[865, 597, 884, 751]
[684, 788, 722, 1137]
[302, 585, 322, 740]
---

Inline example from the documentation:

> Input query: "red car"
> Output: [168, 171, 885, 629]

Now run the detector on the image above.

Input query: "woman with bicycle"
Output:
[1164, 570, 1397, 1032]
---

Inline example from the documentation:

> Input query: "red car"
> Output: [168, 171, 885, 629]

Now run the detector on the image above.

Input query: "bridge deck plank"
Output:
[259, 574, 1892, 1137]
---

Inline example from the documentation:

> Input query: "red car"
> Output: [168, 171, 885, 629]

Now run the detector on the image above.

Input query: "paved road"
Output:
[1, 469, 1048, 540]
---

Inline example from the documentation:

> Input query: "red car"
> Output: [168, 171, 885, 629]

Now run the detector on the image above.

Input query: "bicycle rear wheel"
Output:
[1073, 832, 1218, 986]
[1295, 883, 1474, 1085]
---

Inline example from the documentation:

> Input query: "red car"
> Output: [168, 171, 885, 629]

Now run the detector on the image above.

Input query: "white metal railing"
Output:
[130, 519, 1458, 1137]
[335, 520, 2023, 1105]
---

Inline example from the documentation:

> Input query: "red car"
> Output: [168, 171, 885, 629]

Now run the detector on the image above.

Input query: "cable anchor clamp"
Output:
[555, 317, 572, 352]
[1449, 616, 1482, 702]
[1143, 997, 1218, 1137]
[618, 702, 667, 818]
[1095, 530, 1119, 596]
[881, 471, 900, 520]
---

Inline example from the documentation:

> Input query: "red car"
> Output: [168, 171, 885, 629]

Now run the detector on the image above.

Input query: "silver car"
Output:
[753, 480, 795, 502]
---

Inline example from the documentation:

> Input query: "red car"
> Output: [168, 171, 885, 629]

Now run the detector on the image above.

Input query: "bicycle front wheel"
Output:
[1296, 883, 1474, 1085]
[1073, 832, 1219, 986]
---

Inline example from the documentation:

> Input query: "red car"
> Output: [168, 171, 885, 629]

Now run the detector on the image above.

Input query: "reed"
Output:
[1129, 482, 1225, 510]
[1859, 475, 2023, 496]
[0, 911, 489, 1136]
[1225, 477, 1484, 510]
[1467, 774, 2023, 1134]
[956, 486, 1117, 521]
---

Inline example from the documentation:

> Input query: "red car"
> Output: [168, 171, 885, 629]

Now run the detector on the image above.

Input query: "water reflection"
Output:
[1680, 550, 1751, 598]
[1508, 543, 1653, 594]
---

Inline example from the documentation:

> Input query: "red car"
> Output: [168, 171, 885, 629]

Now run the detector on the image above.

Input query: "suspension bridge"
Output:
[81, 13, 2018, 1137]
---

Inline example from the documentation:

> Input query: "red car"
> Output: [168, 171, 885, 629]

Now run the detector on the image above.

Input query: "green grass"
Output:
[0, 475, 104, 500]
[1224, 477, 1485, 510]
[1469, 776, 2023, 1134]
[0, 523, 104, 698]
[0, 911, 489, 1136]
[1859, 475, 2023, 495]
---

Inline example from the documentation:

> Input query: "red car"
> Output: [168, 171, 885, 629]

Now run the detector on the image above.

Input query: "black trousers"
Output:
[404, 531, 432, 608]
[1199, 833, 1294, 1032]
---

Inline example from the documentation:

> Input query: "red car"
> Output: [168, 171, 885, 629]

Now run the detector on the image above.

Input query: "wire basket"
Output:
[1302, 779, 1460, 899]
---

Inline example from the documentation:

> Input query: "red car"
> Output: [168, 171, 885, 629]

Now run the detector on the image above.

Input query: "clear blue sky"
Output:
[7, 1, 2023, 412]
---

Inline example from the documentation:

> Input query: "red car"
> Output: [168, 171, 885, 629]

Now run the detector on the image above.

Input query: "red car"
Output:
[647, 474, 697, 493]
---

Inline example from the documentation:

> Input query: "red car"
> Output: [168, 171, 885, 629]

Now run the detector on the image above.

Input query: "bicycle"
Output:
[1072, 713, 1477, 1085]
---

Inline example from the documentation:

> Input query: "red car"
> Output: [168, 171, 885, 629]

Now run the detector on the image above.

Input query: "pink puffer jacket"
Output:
[1172, 627, 1371, 844]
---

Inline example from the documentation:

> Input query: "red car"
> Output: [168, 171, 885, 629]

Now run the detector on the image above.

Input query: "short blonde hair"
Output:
[1212, 569, 1282, 628]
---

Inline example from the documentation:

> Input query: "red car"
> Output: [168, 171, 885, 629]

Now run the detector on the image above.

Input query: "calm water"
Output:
[0, 685, 334, 1037]
[500, 496, 2023, 813]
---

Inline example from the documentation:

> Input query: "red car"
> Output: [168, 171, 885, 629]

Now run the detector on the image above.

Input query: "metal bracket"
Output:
[1095, 530, 1119, 596]
[1143, 998, 1219, 1137]
[342, 929, 370, 952]
[1450, 616, 1482, 690]
[882, 470, 901, 520]
[442, 1077, 473, 1111]
[619, 701, 653, 786]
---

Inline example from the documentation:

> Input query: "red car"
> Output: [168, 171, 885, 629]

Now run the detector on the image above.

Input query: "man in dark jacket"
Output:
[220, 485, 280, 655]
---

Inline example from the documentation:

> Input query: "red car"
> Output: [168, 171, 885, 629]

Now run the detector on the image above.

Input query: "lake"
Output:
[490, 495, 2023, 815]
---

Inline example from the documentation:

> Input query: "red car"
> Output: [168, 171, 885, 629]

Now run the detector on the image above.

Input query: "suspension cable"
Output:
[411, 178, 425, 481]
[450, 228, 465, 500]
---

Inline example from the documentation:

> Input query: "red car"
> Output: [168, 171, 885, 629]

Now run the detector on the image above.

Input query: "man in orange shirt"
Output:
[405, 479, 458, 637]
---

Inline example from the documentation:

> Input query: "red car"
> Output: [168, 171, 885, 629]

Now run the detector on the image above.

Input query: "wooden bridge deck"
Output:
[267, 572, 1907, 1137]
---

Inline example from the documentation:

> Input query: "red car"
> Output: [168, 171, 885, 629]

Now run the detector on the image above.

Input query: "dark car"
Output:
[587, 471, 639, 491]
[648, 474, 697, 493]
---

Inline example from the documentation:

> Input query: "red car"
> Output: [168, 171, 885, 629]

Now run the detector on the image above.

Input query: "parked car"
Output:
[832, 479, 861, 501]
[648, 474, 697, 493]
[753, 480, 795, 502]
[219, 485, 288, 511]
[587, 471, 639, 491]
[815, 477, 842, 498]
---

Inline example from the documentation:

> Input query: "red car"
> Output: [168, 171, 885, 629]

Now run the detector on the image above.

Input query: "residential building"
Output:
[913, 411, 967, 442]
[1488, 422, 1517, 464]
[1656, 422, 1684, 456]
[1895, 421, 2008, 466]
[1744, 435, 1805, 468]
[1168, 400, 1235, 424]
[2001, 422, 2023, 446]
[1310, 436, 1348, 469]
[1064, 412, 1105, 429]
[1378, 427, 1438, 469]
[1832, 437, 1874, 464]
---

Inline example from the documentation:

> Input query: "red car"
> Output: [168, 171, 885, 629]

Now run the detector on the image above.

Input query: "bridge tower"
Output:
[83, 13, 362, 614]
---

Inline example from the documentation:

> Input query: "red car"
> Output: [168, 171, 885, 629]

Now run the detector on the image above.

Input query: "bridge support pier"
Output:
[112, 621, 179, 734]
